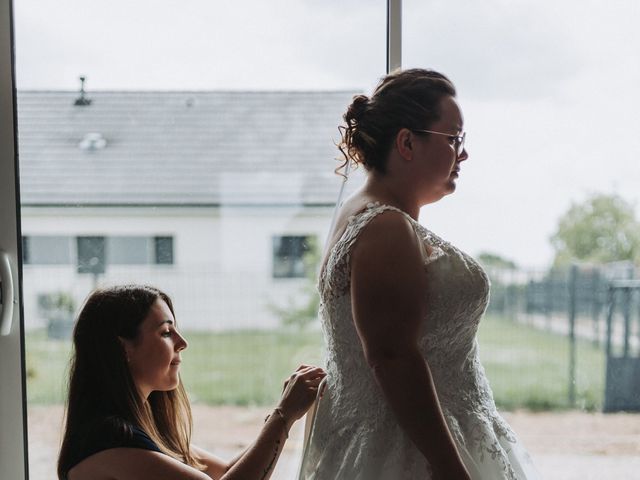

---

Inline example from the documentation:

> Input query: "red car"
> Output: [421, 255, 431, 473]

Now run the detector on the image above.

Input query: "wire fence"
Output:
[485, 262, 639, 347]
[21, 261, 640, 411]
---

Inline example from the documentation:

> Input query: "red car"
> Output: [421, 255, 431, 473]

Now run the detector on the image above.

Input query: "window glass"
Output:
[76, 236, 106, 274]
[22, 236, 72, 264]
[154, 236, 174, 265]
[272, 235, 314, 278]
[404, 1, 640, 478]
[15, 1, 385, 478]
[108, 236, 151, 265]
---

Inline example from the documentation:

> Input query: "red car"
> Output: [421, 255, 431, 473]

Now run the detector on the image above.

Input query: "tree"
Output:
[477, 252, 517, 270]
[551, 193, 640, 266]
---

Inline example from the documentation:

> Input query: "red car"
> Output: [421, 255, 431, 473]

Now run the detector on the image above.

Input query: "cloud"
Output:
[14, 0, 387, 90]
[403, 0, 586, 101]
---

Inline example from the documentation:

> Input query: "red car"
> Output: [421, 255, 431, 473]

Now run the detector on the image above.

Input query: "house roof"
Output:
[17, 90, 366, 207]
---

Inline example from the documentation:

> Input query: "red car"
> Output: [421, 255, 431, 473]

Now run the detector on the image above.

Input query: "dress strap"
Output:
[320, 202, 443, 296]
[342, 202, 412, 252]
[328, 202, 416, 271]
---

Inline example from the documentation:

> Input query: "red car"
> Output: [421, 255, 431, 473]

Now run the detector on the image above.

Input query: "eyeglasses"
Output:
[411, 129, 466, 157]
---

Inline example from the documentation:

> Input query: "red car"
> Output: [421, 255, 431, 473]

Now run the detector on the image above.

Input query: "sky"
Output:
[13, 0, 640, 268]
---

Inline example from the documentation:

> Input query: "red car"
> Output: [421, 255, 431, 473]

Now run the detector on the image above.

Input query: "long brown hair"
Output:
[57, 285, 204, 478]
[338, 68, 456, 175]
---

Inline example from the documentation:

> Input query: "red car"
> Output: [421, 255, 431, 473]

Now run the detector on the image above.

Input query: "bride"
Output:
[299, 69, 540, 479]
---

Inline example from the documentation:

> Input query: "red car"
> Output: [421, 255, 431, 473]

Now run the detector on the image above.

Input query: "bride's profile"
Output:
[299, 68, 540, 479]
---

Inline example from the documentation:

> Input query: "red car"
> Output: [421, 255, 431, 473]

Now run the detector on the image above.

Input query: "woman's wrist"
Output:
[274, 407, 294, 432]
[264, 406, 292, 438]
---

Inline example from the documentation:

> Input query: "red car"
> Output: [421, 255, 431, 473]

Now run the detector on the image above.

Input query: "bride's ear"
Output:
[395, 128, 414, 161]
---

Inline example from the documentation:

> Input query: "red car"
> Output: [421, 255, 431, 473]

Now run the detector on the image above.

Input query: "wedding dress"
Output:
[298, 203, 540, 480]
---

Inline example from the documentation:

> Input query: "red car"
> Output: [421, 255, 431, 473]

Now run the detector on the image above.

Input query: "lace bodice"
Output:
[299, 203, 539, 480]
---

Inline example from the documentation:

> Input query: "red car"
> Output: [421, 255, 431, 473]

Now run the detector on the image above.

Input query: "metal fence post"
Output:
[622, 287, 631, 358]
[568, 264, 577, 407]
[605, 285, 615, 361]
[592, 269, 602, 347]
[545, 272, 553, 331]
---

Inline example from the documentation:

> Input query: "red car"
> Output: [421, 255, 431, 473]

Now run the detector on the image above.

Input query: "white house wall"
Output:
[21, 206, 333, 331]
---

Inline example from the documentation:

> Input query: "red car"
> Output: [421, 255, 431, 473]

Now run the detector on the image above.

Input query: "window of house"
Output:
[272, 235, 314, 278]
[76, 236, 106, 274]
[154, 236, 174, 265]
[22, 236, 73, 265]
[22, 235, 174, 268]
[107, 236, 151, 265]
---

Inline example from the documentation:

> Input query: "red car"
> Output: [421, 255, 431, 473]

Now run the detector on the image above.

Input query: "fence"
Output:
[21, 264, 313, 332]
[21, 260, 640, 411]
[484, 262, 640, 411]
[603, 279, 640, 411]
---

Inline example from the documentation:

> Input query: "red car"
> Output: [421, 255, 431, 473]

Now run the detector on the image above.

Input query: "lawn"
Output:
[25, 315, 605, 410]
[477, 315, 604, 411]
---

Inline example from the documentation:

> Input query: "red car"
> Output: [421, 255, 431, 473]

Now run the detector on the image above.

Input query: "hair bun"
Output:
[344, 94, 370, 125]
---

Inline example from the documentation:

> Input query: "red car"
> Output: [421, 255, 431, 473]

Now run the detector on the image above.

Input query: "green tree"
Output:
[477, 252, 517, 270]
[551, 193, 640, 266]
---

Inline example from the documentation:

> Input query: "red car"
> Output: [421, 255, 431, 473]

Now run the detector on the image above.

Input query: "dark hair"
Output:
[57, 285, 203, 478]
[338, 68, 456, 174]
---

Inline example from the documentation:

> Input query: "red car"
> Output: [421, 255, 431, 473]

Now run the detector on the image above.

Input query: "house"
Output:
[17, 89, 365, 331]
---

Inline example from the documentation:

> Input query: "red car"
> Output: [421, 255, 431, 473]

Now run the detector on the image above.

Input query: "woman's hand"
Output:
[276, 365, 326, 427]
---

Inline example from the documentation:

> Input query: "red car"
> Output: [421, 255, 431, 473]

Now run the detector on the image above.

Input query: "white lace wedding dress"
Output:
[299, 203, 540, 480]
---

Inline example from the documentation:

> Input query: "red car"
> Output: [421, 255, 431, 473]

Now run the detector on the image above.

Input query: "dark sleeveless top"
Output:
[63, 416, 162, 478]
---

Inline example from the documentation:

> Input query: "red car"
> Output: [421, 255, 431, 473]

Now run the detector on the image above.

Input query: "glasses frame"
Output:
[411, 129, 466, 157]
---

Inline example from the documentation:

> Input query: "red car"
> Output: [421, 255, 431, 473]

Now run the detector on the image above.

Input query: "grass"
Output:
[478, 315, 605, 411]
[178, 329, 324, 405]
[25, 328, 324, 406]
[25, 315, 605, 410]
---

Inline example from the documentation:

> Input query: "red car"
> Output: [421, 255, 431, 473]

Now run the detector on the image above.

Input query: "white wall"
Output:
[21, 205, 333, 331]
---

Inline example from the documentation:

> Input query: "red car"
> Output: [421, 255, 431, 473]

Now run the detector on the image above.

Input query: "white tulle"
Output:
[299, 203, 540, 480]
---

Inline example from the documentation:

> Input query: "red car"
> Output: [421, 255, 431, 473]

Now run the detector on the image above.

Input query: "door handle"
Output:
[0, 250, 15, 336]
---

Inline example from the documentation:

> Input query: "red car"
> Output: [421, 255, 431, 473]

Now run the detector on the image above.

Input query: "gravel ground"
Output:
[28, 406, 640, 479]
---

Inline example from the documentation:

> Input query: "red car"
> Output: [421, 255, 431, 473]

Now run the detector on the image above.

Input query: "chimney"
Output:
[74, 76, 92, 106]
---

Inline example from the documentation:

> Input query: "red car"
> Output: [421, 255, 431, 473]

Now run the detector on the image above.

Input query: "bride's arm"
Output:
[350, 213, 471, 480]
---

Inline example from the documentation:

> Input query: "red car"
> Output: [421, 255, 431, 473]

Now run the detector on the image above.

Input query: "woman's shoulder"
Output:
[67, 416, 209, 480]
[343, 201, 415, 239]
[325, 200, 416, 263]
[88, 416, 159, 449]
[68, 447, 209, 480]
[65, 416, 161, 479]
[338, 203, 423, 279]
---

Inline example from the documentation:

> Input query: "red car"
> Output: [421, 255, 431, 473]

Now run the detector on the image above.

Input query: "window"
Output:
[76, 236, 106, 274]
[22, 236, 28, 263]
[24, 235, 174, 268]
[6, 1, 386, 479]
[22, 236, 73, 265]
[272, 235, 315, 278]
[107, 236, 150, 265]
[107, 236, 174, 266]
[154, 236, 174, 265]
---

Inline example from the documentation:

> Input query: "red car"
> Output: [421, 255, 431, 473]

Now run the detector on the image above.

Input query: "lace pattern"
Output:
[301, 203, 539, 480]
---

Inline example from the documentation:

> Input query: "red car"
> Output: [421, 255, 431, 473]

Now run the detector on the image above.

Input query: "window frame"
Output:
[0, 0, 29, 478]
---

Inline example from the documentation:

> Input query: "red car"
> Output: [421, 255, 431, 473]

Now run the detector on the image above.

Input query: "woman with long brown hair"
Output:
[58, 284, 325, 480]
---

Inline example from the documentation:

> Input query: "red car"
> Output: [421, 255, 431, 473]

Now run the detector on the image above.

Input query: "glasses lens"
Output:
[457, 134, 466, 156]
